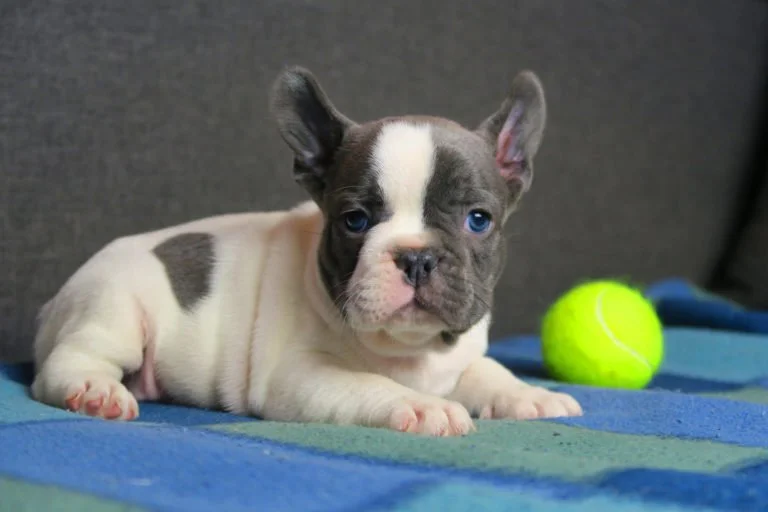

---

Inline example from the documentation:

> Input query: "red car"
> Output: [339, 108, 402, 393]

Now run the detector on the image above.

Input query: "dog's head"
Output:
[271, 67, 546, 355]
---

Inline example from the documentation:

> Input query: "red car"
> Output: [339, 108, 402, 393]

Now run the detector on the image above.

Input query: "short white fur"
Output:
[373, 121, 435, 238]
[343, 122, 441, 336]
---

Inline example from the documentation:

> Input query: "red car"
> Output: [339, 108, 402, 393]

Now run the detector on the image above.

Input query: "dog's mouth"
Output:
[341, 265, 478, 338]
[388, 297, 439, 323]
[345, 290, 472, 353]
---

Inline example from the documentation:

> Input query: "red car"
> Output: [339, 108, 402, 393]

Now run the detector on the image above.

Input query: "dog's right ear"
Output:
[270, 66, 355, 200]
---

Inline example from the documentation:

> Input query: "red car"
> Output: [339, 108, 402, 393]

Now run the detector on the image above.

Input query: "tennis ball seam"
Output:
[595, 289, 652, 371]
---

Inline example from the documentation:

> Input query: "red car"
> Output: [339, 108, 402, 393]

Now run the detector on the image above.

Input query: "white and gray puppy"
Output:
[31, 66, 582, 436]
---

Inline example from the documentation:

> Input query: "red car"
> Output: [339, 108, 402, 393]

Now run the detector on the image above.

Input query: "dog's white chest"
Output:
[356, 321, 490, 397]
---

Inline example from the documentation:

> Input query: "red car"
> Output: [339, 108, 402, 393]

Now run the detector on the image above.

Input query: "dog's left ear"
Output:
[270, 66, 355, 201]
[476, 70, 546, 198]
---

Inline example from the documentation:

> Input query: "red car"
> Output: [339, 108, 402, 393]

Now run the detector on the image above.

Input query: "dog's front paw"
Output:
[478, 386, 582, 420]
[385, 396, 474, 436]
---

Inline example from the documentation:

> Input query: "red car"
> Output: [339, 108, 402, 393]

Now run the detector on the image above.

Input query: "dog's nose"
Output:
[395, 249, 437, 288]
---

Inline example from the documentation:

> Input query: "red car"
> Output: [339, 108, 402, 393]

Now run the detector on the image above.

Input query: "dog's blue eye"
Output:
[465, 210, 492, 234]
[343, 211, 370, 233]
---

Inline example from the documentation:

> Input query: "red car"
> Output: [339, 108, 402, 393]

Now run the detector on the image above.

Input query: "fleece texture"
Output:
[1, 279, 768, 511]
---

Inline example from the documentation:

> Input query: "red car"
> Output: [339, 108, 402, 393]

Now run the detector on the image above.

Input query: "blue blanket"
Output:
[2, 279, 768, 512]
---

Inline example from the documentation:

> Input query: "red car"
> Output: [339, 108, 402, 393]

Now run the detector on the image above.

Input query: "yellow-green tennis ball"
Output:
[541, 280, 664, 389]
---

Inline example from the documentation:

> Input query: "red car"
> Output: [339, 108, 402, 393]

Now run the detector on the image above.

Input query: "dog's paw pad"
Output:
[64, 389, 85, 412]
[85, 397, 104, 415]
[103, 400, 124, 420]
[67, 378, 139, 421]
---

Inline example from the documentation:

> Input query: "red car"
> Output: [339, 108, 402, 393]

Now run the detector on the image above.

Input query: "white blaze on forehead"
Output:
[372, 122, 435, 236]
[349, 122, 446, 335]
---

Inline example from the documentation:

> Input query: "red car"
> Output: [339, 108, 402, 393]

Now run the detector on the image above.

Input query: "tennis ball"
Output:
[541, 280, 664, 389]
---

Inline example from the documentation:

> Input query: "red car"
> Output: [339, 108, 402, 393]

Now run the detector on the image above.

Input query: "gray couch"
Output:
[2, 0, 767, 362]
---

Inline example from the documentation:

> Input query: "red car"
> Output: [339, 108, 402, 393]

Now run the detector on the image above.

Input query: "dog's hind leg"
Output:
[31, 283, 146, 421]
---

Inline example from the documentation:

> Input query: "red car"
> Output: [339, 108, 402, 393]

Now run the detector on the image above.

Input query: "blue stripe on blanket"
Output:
[393, 482, 723, 512]
[647, 278, 768, 334]
[595, 468, 768, 511]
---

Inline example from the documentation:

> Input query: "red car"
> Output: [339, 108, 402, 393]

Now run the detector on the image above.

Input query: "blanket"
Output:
[2, 279, 768, 512]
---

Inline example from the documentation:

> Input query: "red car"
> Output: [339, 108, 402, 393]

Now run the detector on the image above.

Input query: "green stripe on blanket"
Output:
[208, 419, 767, 481]
[0, 476, 146, 512]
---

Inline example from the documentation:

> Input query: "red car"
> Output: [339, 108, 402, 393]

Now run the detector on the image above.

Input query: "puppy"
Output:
[31, 67, 582, 435]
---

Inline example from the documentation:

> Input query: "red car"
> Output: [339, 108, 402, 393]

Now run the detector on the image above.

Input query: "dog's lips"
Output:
[392, 299, 422, 315]
[388, 296, 440, 324]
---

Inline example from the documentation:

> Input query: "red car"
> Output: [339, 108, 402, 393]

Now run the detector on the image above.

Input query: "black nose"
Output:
[395, 249, 437, 287]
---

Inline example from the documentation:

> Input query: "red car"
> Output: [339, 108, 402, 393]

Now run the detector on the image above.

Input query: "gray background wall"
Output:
[2, 0, 767, 361]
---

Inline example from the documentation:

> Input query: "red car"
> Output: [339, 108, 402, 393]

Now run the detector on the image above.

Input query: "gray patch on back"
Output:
[152, 232, 215, 311]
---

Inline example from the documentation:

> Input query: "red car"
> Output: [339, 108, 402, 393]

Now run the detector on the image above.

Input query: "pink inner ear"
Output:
[495, 112, 525, 182]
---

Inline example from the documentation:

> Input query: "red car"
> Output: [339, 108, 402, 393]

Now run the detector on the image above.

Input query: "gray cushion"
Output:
[2, 0, 768, 361]
[716, 162, 768, 309]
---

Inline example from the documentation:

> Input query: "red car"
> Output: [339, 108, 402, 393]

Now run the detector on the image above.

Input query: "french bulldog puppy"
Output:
[31, 66, 582, 435]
